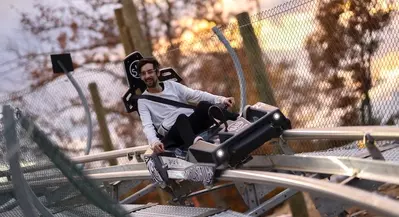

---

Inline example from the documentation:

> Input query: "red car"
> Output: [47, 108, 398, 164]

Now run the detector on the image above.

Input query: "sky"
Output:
[0, 0, 291, 92]
[0, 0, 26, 43]
[0, 0, 289, 50]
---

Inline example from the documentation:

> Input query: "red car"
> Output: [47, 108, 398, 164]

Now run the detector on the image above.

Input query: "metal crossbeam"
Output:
[245, 188, 298, 217]
[120, 183, 158, 204]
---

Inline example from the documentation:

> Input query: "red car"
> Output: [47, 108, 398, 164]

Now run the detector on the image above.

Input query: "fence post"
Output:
[88, 82, 117, 166]
[114, 8, 135, 55]
[236, 12, 308, 217]
[289, 192, 310, 217]
[121, 0, 152, 56]
[236, 12, 277, 106]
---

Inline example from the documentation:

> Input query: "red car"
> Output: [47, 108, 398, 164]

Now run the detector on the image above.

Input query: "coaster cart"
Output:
[121, 51, 292, 202]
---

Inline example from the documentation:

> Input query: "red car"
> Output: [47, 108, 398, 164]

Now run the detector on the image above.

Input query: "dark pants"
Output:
[162, 101, 214, 149]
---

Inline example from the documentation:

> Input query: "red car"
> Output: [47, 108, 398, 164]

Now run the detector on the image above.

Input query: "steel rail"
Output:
[243, 154, 399, 186]
[49, 127, 399, 164]
[0, 171, 152, 193]
[7, 143, 399, 194]
[3, 126, 398, 178]
[4, 105, 55, 217]
[212, 26, 247, 114]
[1, 168, 398, 217]
[219, 170, 399, 217]
[57, 60, 93, 160]
[2, 105, 39, 217]
[71, 146, 148, 163]
[283, 126, 399, 140]
[0, 164, 147, 194]
[48, 126, 399, 165]
[0, 146, 149, 177]
[3, 142, 398, 190]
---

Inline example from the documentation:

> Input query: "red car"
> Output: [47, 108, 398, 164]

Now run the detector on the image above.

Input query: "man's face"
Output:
[140, 63, 159, 88]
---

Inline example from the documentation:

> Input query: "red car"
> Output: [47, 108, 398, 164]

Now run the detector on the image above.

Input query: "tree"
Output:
[305, 0, 393, 125]
[14, 0, 245, 89]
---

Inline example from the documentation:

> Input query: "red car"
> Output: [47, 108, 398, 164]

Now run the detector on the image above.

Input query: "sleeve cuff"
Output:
[216, 96, 227, 104]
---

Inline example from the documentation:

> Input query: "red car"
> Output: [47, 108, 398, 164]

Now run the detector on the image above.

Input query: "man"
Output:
[137, 57, 237, 153]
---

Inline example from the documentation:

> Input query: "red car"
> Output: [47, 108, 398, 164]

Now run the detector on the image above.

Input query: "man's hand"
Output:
[151, 141, 165, 154]
[223, 97, 235, 108]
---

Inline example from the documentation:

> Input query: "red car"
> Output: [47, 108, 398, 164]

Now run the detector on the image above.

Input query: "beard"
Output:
[145, 78, 157, 88]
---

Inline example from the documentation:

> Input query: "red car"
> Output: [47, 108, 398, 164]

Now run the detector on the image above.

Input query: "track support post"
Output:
[235, 183, 259, 209]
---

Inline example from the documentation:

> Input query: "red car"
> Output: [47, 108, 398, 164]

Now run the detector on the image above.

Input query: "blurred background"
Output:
[0, 0, 398, 216]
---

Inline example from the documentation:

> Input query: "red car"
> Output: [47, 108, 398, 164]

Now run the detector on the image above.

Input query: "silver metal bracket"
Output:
[127, 152, 144, 162]
[235, 183, 275, 209]
[120, 183, 158, 204]
[364, 133, 385, 160]
[235, 183, 259, 209]
[278, 136, 295, 155]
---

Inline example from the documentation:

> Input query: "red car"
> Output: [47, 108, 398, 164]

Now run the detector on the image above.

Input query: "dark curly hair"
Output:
[137, 57, 160, 75]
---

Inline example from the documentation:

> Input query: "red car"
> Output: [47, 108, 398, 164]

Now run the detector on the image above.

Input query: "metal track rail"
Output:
[2, 126, 398, 178]
[283, 126, 399, 140]
[7, 146, 399, 193]
[2, 168, 398, 217]
[243, 153, 399, 185]
[0, 146, 148, 177]
[58, 126, 399, 163]
[0, 171, 151, 193]
[72, 146, 147, 163]
[3, 117, 399, 216]
[219, 170, 399, 217]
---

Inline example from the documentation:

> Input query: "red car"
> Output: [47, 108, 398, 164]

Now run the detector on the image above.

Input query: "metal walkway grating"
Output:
[128, 204, 248, 217]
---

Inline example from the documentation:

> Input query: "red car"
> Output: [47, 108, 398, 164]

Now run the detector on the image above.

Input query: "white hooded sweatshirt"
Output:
[137, 80, 226, 147]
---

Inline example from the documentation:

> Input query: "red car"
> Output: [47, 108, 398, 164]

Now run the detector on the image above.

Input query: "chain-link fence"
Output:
[0, 63, 137, 168]
[0, 0, 398, 164]
[154, 0, 399, 153]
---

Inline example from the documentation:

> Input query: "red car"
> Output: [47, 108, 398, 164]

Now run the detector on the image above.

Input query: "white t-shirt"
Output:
[137, 80, 226, 147]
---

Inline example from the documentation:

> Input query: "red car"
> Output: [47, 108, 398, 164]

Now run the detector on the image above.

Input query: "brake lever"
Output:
[208, 104, 229, 132]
